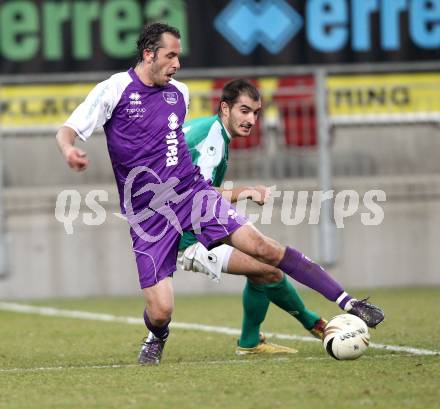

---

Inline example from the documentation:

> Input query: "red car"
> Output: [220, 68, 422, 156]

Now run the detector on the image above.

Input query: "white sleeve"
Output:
[195, 129, 225, 181]
[64, 72, 132, 141]
[170, 79, 190, 114]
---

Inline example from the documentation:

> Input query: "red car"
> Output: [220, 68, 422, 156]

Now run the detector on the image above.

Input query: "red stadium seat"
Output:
[273, 76, 317, 147]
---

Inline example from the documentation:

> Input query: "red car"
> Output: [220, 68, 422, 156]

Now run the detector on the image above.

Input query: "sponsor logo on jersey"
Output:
[165, 113, 179, 167]
[168, 113, 179, 130]
[163, 91, 178, 105]
[207, 146, 216, 156]
[126, 107, 146, 118]
[129, 91, 142, 105]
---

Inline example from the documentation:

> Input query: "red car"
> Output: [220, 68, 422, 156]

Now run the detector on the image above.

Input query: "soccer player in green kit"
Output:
[178, 79, 327, 354]
[60, 23, 383, 365]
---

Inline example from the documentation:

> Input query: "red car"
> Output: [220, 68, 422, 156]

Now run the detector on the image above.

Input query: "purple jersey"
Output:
[64, 68, 247, 288]
[65, 68, 196, 213]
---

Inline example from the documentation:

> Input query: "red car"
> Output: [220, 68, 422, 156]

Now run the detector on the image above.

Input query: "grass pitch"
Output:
[0, 288, 439, 409]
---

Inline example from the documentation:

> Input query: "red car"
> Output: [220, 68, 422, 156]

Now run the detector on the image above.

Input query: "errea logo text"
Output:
[129, 92, 142, 105]
[166, 113, 179, 167]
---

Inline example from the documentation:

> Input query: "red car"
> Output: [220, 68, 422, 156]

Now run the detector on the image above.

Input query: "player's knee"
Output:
[260, 268, 283, 284]
[254, 237, 282, 266]
[150, 310, 172, 326]
[148, 303, 173, 325]
[270, 269, 284, 283]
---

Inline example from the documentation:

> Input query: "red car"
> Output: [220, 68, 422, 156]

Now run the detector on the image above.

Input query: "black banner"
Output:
[0, 0, 439, 74]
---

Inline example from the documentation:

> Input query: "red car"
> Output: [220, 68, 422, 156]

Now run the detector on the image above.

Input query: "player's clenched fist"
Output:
[64, 146, 89, 171]
[250, 185, 271, 205]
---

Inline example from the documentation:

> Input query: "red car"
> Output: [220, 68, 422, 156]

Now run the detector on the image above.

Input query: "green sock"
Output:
[264, 275, 320, 330]
[238, 279, 270, 348]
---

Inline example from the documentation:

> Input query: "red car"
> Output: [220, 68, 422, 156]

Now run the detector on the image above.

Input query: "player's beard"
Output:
[150, 65, 168, 87]
[236, 122, 252, 137]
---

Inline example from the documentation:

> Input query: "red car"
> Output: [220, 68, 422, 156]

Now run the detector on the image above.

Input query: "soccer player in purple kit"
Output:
[56, 23, 384, 366]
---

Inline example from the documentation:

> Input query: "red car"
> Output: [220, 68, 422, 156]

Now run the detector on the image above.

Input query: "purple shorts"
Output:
[128, 175, 247, 288]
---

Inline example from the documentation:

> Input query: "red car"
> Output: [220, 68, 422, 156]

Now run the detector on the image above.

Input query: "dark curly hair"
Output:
[136, 23, 181, 63]
[218, 79, 261, 115]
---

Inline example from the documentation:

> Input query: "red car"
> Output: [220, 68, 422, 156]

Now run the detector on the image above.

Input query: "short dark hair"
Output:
[136, 23, 181, 63]
[218, 79, 261, 115]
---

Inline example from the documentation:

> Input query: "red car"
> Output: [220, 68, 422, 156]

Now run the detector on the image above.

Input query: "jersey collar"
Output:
[217, 115, 232, 141]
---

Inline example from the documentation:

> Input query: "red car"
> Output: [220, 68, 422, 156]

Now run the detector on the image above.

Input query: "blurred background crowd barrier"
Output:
[1, 64, 439, 299]
[0, 0, 439, 298]
[2, 66, 440, 184]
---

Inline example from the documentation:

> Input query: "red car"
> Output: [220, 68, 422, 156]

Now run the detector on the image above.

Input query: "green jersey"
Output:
[178, 115, 231, 250]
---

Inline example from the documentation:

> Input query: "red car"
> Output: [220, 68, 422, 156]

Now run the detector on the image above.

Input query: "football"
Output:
[323, 314, 370, 360]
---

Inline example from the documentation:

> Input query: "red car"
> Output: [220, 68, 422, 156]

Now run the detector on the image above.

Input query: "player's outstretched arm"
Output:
[56, 126, 89, 172]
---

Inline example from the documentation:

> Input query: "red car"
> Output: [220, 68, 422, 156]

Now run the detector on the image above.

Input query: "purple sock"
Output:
[336, 292, 353, 310]
[277, 247, 351, 306]
[143, 309, 170, 340]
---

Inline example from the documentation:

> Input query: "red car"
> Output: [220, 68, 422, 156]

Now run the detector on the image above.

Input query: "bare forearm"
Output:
[56, 126, 89, 171]
[56, 126, 77, 158]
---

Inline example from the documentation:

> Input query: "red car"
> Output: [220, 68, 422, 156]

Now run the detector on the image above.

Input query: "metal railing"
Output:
[1, 61, 440, 271]
[0, 110, 8, 277]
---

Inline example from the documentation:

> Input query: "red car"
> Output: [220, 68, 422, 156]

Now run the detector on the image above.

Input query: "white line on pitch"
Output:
[0, 358, 289, 373]
[0, 355, 411, 374]
[0, 364, 138, 373]
[0, 302, 438, 357]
